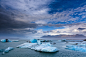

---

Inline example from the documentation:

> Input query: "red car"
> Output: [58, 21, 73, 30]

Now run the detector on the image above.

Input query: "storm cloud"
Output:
[0, 0, 86, 38]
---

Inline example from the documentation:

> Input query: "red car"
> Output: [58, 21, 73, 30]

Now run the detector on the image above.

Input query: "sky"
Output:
[0, 0, 86, 39]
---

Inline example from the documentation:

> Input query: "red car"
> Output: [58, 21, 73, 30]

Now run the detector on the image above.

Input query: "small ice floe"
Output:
[41, 47, 59, 52]
[1, 39, 12, 42]
[1, 39, 19, 42]
[2, 47, 14, 55]
[66, 44, 86, 52]
[11, 40, 19, 42]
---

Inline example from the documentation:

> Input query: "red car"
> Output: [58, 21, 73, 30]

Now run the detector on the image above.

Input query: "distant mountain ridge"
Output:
[41, 34, 86, 38]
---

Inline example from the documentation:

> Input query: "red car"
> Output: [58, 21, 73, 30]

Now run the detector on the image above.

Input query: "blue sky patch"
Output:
[35, 26, 65, 31]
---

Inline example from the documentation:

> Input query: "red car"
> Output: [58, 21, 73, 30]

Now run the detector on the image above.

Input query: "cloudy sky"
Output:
[0, 0, 86, 39]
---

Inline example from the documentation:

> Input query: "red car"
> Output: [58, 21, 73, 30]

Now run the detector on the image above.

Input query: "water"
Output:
[0, 39, 86, 57]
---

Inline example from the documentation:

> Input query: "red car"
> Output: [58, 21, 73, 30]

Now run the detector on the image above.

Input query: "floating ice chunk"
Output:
[37, 40, 42, 45]
[4, 47, 14, 53]
[2, 47, 14, 55]
[77, 44, 86, 47]
[41, 47, 59, 52]
[66, 44, 86, 52]
[35, 43, 52, 51]
[31, 45, 39, 50]
[1, 39, 12, 42]
[1, 39, 6, 42]
[11, 40, 19, 42]
[30, 39, 37, 43]
[35, 45, 46, 51]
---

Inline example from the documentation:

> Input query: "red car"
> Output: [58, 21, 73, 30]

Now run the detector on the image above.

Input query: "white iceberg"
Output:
[37, 40, 42, 45]
[35, 43, 52, 51]
[31, 45, 39, 50]
[17, 42, 59, 53]
[11, 40, 19, 42]
[41, 47, 59, 52]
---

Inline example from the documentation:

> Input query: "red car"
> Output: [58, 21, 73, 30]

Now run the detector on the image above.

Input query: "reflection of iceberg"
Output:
[66, 44, 86, 52]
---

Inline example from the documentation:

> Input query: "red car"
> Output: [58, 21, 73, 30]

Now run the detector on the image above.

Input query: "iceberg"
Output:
[2, 47, 14, 55]
[4, 47, 14, 53]
[35, 43, 52, 51]
[66, 44, 86, 52]
[11, 40, 19, 42]
[41, 47, 59, 52]
[31, 45, 39, 50]
[37, 40, 42, 45]
[17, 42, 59, 53]
[30, 39, 37, 43]
[1, 39, 12, 42]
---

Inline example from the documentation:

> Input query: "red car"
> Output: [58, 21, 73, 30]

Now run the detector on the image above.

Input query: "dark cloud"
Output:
[0, 7, 38, 37]
[0, 14, 37, 29]
[78, 28, 86, 30]
[0, 0, 86, 38]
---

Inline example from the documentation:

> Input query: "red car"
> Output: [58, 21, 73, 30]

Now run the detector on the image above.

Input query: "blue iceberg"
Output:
[2, 47, 14, 55]
[66, 44, 86, 52]
[1, 39, 12, 42]
[30, 39, 37, 43]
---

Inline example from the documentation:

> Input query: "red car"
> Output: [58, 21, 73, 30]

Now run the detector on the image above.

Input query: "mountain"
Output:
[41, 34, 86, 38]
